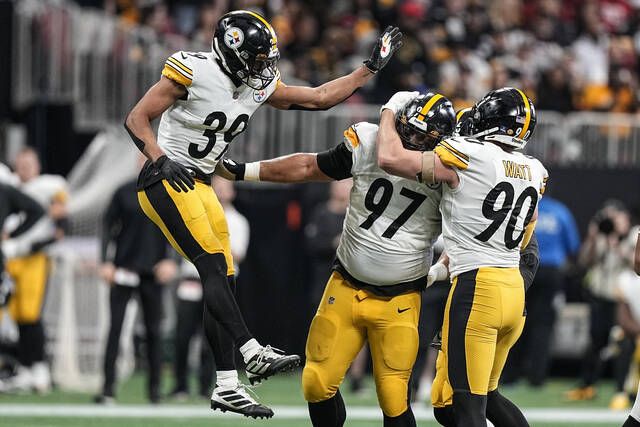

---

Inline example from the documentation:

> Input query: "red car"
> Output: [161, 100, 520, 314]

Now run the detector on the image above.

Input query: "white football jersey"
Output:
[20, 174, 68, 208]
[336, 122, 442, 287]
[158, 51, 280, 174]
[434, 136, 548, 277]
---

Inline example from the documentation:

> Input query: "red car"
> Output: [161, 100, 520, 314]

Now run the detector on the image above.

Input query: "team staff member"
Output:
[1, 148, 67, 394]
[377, 88, 547, 426]
[218, 92, 455, 426]
[96, 160, 176, 404]
[125, 9, 403, 418]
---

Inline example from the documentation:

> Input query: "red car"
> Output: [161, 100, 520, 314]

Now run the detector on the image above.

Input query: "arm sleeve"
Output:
[6, 185, 45, 238]
[162, 52, 194, 87]
[316, 142, 353, 180]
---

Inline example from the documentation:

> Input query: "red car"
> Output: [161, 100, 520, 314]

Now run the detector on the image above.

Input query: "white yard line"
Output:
[0, 403, 629, 423]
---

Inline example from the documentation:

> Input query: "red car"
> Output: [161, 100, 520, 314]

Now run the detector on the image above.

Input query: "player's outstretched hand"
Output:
[155, 155, 195, 192]
[215, 158, 246, 181]
[381, 91, 419, 115]
[364, 26, 403, 74]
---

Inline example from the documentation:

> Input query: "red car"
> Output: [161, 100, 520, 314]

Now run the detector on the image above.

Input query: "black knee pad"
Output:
[433, 406, 455, 427]
[383, 406, 416, 427]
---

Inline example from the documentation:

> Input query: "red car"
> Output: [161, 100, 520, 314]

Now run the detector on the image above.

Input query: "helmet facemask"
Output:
[396, 114, 442, 152]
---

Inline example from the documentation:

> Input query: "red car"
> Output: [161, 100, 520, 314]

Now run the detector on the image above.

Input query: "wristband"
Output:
[244, 162, 261, 182]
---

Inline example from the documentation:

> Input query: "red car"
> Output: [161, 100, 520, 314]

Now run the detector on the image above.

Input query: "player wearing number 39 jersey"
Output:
[124, 10, 403, 419]
[217, 92, 456, 427]
[378, 87, 548, 427]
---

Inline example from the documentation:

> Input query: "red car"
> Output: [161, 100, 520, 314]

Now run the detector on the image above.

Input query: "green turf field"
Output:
[0, 371, 629, 426]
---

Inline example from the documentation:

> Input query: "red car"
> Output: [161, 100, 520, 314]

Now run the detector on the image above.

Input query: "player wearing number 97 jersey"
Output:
[124, 9, 404, 419]
[377, 87, 548, 427]
[216, 92, 456, 426]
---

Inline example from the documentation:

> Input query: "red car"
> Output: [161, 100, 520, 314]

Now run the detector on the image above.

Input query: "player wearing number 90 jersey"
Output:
[216, 92, 456, 426]
[124, 10, 404, 419]
[377, 87, 547, 426]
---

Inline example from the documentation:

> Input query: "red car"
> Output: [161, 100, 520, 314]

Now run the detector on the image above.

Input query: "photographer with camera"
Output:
[567, 200, 635, 404]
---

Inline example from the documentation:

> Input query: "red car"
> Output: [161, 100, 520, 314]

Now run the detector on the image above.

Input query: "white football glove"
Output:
[380, 91, 419, 115]
[427, 262, 449, 288]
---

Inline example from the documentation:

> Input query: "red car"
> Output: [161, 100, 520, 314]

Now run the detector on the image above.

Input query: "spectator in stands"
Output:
[0, 148, 68, 394]
[95, 157, 176, 404]
[504, 194, 580, 387]
[169, 176, 249, 400]
[567, 200, 634, 402]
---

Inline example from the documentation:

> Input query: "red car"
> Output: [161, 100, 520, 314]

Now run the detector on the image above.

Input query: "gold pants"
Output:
[436, 267, 525, 400]
[137, 180, 234, 275]
[6, 252, 49, 323]
[302, 272, 421, 417]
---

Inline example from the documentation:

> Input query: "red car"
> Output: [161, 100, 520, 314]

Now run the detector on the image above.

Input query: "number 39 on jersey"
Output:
[157, 50, 280, 174]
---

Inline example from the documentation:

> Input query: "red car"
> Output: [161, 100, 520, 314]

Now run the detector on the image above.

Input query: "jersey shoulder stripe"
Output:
[162, 53, 194, 87]
[435, 141, 469, 170]
[343, 126, 360, 149]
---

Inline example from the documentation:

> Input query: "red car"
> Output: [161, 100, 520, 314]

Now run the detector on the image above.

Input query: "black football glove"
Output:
[154, 155, 195, 192]
[215, 158, 246, 181]
[364, 26, 403, 74]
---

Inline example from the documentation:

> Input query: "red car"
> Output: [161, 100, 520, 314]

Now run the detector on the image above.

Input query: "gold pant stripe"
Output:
[302, 272, 420, 417]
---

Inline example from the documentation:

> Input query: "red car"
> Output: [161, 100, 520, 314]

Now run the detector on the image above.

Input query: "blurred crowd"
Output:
[76, 0, 640, 112]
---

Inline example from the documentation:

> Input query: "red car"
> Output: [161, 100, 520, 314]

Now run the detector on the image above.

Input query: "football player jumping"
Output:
[217, 92, 456, 426]
[377, 87, 547, 426]
[124, 10, 402, 419]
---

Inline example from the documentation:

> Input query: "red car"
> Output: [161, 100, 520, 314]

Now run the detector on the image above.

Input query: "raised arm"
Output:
[267, 27, 402, 111]
[376, 95, 458, 187]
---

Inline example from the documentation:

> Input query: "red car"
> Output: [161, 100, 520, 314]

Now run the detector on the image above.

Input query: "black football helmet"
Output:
[466, 87, 536, 149]
[213, 10, 280, 90]
[396, 93, 456, 151]
[454, 107, 473, 136]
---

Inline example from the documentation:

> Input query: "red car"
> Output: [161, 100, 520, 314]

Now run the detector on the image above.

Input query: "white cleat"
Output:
[245, 345, 300, 385]
[210, 382, 274, 419]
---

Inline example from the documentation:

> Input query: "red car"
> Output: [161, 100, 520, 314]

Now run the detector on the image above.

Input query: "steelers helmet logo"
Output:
[380, 32, 391, 58]
[224, 27, 244, 50]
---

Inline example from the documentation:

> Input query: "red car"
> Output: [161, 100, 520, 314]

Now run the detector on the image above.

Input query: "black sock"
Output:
[486, 389, 529, 427]
[18, 322, 45, 367]
[624, 416, 640, 426]
[194, 253, 252, 347]
[433, 406, 456, 427]
[203, 276, 237, 373]
[383, 406, 416, 427]
[452, 391, 487, 427]
[308, 390, 346, 427]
